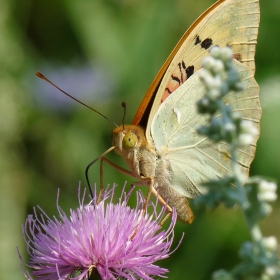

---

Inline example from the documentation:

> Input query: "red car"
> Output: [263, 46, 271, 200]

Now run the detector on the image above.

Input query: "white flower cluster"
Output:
[262, 236, 278, 252]
[258, 180, 278, 216]
[200, 46, 259, 147]
[261, 236, 279, 279]
[262, 266, 278, 280]
[258, 180, 278, 202]
[238, 119, 259, 146]
[199, 46, 236, 100]
[200, 64, 222, 100]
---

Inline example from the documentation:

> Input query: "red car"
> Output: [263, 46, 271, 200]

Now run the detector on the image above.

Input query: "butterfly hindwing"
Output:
[151, 60, 261, 198]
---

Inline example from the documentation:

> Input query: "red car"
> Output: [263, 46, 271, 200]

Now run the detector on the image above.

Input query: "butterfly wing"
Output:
[151, 60, 261, 198]
[133, 0, 260, 141]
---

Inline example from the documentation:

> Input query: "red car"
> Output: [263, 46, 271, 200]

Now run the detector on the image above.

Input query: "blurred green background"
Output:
[1, 0, 279, 279]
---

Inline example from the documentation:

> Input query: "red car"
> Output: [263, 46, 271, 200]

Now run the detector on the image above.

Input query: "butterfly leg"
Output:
[160, 213, 172, 226]
[98, 157, 105, 204]
[97, 156, 137, 204]
[101, 156, 136, 177]
[132, 179, 173, 215]
[99, 156, 134, 203]
[144, 180, 174, 226]
[98, 158, 174, 236]
[130, 177, 174, 239]
[140, 177, 154, 216]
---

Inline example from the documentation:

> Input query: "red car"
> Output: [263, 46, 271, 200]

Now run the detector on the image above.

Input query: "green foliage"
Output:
[0, 0, 279, 279]
[195, 175, 239, 208]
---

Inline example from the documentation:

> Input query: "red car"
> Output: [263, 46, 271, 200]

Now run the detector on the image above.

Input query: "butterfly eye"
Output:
[123, 132, 137, 149]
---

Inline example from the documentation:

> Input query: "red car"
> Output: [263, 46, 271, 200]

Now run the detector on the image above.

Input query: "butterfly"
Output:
[38, 0, 261, 223]
[106, 0, 262, 223]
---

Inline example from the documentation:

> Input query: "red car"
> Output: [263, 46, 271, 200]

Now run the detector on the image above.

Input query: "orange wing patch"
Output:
[162, 34, 214, 103]
[162, 62, 194, 102]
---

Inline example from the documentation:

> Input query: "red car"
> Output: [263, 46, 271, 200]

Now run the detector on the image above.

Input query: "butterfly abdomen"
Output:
[154, 157, 195, 223]
[156, 184, 194, 224]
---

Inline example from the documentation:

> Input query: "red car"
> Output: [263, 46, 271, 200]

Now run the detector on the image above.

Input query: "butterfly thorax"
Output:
[112, 125, 157, 179]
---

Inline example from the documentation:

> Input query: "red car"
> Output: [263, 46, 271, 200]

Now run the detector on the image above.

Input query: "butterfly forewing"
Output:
[134, 0, 260, 138]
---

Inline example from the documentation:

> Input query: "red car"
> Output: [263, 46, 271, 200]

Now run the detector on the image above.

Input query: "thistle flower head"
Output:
[19, 184, 179, 280]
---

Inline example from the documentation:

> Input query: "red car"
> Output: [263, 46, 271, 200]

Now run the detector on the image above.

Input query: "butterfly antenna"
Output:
[36, 72, 118, 127]
[121, 102, 126, 130]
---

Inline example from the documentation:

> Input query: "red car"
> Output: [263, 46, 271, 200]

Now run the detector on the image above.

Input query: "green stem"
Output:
[230, 144, 263, 243]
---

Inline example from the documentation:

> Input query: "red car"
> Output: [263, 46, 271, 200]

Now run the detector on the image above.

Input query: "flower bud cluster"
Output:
[238, 119, 259, 146]
[199, 46, 242, 103]
[245, 177, 278, 220]
[258, 180, 278, 203]
[257, 180, 278, 217]
[262, 266, 279, 279]
[196, 47, 280, 280]
[197, 46, 258, 147]
[261, 236, 280, 279]
[262, 236, 278, 253]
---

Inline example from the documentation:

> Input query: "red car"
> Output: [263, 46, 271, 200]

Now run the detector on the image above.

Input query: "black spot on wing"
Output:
[178, 62, 183, 83]
[165, 87, 172, 94]
[181, 61, 194, 79]
[201, 38, 213, 49]
[195, 35, 201, 45]
[186, 65, 194, 78]
[171, 74, 181, 85]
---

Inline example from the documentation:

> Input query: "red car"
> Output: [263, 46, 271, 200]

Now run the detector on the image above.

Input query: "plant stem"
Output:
[230, 144, 263, 243]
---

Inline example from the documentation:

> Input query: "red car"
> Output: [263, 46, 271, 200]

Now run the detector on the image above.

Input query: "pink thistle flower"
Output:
[19, 184, 180, 280]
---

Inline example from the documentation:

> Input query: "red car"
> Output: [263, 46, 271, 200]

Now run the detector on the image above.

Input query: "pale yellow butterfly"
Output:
[109, 0, 261, 223]
[38, 0, 261, 224]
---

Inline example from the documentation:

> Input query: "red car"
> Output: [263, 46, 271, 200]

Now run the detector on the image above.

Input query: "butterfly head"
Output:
[112, 125, 148, 156]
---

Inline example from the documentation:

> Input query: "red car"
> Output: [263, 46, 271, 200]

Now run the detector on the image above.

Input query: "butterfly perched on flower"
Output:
[37, 0, 261, 223]
[109, 0, 261, 223]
